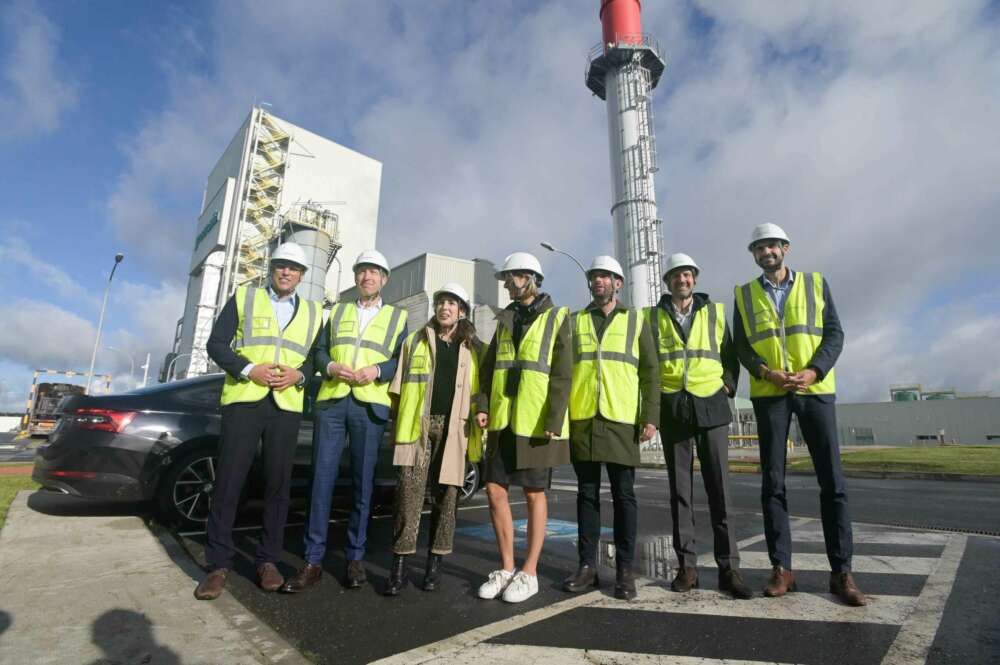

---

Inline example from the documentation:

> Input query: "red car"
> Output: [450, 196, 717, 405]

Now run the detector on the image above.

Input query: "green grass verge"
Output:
[0, 476, 39, 530]
[786, 445, 1000, 476]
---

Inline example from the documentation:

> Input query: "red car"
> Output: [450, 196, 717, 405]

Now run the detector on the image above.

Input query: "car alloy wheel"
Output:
[460, 461, 479, 502]
[171, 454, 216, 524]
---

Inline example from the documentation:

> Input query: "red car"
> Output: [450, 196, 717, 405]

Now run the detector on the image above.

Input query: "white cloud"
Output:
[0, 0, 77, 140]
[98, 1, 999, 402]
[0, 237, 99, 307]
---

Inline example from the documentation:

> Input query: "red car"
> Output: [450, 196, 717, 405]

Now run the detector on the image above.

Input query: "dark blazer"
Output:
[207, 290, 316, 382]
[732, 271, 844, 403]
[655, 292, 738, 434]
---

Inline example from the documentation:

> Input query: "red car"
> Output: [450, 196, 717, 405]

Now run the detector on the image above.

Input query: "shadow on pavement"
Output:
[83, 609, 180, 665]
[0, 609, 10, 637]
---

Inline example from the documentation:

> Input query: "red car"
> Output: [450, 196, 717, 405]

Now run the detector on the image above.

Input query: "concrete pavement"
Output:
[0, 491, 309, 665]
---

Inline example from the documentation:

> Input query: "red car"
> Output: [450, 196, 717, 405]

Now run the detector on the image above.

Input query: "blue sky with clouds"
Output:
[2, 0, 999, 410]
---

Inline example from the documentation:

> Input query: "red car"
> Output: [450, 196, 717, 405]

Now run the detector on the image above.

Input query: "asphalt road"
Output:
[171, 468, 999, 664]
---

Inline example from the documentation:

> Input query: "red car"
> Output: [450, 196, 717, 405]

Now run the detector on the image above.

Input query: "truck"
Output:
[27, 382, 86, 437]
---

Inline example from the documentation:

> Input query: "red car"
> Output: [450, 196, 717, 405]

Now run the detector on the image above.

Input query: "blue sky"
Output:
[2, 0, 999, 410]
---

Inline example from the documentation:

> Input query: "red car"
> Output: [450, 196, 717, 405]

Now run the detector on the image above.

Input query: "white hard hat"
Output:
[748, 223, 790, 250]
[270, 242, 309, 272]
[494, 251, 544, 282]
[353, 249, 390, 275]
[433, 282, 471, 312]
[587, 255, 624, 280]
[662, 252, 700, 281]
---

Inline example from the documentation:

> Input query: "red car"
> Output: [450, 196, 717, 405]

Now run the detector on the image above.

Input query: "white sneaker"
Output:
[478, 569, 515, 599]
[501, 570, 539, 603]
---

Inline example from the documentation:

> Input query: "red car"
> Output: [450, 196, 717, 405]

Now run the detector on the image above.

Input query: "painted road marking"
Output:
[408, 643, 792, 664]
[793, 530, 950, 546]
[739, 551, 937, 575]
[592, 585, 918, 625]
[455, 518, 611, 545]
[376, 520, 964, 665]
[881, 534, 967, 665]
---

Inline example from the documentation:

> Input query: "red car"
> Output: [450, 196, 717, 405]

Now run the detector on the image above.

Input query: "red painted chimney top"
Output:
[600, 0, 643, 46]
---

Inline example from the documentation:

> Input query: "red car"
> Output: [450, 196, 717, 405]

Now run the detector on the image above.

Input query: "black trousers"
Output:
[573, 461, 637, 569]
[754, 394, 853, 572]
[205, 395, 301, 571]
[664, 423, 739, 571]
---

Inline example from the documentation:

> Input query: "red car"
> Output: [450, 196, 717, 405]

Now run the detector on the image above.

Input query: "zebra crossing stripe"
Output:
[370, 588, 611, 665]
[739, 552, 937, 575]
[792, 530, 950, 546]
[411, 643, 790, 664]
[591, 585, 917, 625]
[880, 534, 967, 665]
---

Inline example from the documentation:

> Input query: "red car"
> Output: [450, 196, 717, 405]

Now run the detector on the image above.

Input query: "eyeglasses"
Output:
[272, 262, 304, 273]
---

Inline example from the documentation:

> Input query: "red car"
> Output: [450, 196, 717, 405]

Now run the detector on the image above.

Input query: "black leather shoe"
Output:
[615, 566, 637, 601]
[346, 560, 367, 589]
[562, 564, 600, 593]
[280, 563, 322, 594]
[423, 553, 443, 591]
[719, 568, 753, 600]
[383, 555, 408, 596]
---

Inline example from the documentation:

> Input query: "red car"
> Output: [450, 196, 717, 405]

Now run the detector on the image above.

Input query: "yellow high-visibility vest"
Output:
[569, 309, 641, 424]
[488, 306, 570, 439]
[315, 302, 407, 406]
[735, 272, 836, 397]
[646, 302, 725, 398]
[394, 330, 486, 461]
[220, 286, 323, 412]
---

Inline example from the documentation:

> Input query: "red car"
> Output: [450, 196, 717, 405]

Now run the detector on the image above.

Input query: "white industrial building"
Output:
[339, 253, 510, 343]
[169, 107, 382, 379]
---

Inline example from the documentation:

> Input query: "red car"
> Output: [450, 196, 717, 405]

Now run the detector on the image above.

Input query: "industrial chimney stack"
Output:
[586, 0, 666, 308]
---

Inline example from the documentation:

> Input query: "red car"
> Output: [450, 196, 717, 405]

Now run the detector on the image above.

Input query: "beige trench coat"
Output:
[389, 325, 474, 487]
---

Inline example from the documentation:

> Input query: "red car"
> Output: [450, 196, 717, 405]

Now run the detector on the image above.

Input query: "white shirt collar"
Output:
[267, 285, 296, 302]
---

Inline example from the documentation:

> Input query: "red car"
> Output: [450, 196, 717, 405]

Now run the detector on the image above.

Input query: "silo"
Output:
[278, 224, 331, 303]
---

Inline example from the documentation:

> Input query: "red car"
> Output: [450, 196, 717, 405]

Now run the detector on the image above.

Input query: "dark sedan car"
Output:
[32, 374, 483, 528]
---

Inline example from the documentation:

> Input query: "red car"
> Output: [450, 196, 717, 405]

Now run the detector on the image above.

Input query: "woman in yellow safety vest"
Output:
[383, 283, 486, 595]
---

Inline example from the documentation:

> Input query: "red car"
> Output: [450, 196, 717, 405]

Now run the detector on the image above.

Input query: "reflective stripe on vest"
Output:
[220, 286, 323, 412]
[569, 309, 641, 424]
[735, 271, 836, 397]
[315, 302, 407, 406]
[488, 306, 570, 439]
[394, 330, 483, 451]
[646, 302, 724, 398]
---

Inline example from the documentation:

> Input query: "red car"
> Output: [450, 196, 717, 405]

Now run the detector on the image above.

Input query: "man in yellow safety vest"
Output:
[195, 242, 323, 601]
[652, 253, 752, 600]
[283, 250, 408, 593]
[563, 255, 659, 601]
[734, 223, 866, 606]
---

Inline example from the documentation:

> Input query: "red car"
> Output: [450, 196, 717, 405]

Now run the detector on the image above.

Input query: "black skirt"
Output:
[483, 428, 553, 489]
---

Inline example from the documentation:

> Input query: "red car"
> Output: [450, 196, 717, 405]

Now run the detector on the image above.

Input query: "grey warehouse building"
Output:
[833, 398, 1000, 446]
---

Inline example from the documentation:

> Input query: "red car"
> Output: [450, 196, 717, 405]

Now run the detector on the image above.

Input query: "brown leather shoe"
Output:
[280, 563, 322, 593]
[257, 562, 284, 592]
[194, 568, 229, 600]
[671, 566, 699, 592]
[830, 571, 868, 606]
[763, 566, 796, 597]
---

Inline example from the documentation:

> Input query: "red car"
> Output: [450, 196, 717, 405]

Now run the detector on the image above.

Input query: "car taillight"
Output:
[72, 408, 137, 433]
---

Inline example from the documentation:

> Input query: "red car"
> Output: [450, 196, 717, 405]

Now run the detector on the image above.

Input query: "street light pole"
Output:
[540, 241, 590, 290]
[165, 353, 191, 382]
[140, 353, 151, 388]
[86, 253, 124, 395]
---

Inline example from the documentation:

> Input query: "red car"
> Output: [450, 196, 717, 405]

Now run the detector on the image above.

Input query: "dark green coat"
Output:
[568, 301, 660, 467]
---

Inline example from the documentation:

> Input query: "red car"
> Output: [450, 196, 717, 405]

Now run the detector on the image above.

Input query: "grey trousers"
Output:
[392, 415, 459, 555]
[664, 423, 740, 571]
